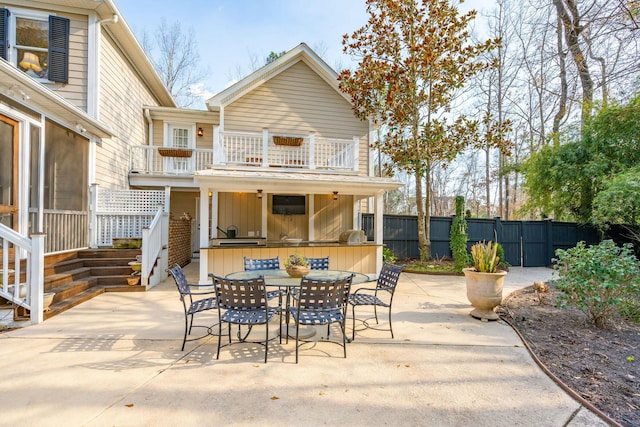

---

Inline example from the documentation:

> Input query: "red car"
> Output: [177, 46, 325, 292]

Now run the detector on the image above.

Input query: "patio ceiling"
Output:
[194, 169, 402, 196]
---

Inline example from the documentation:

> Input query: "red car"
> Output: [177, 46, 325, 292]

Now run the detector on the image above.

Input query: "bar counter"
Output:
[202, 241, 381, 277]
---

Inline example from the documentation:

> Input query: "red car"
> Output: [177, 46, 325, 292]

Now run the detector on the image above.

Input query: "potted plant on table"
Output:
[284, 253, 310, 278]
[462, 241, 508, 321]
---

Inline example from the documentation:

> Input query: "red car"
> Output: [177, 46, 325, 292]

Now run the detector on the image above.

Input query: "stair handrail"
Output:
[141, 207, 165, 287]
[0, 224, 45, 324]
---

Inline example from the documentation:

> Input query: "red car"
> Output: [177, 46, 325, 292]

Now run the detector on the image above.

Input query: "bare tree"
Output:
[141, 19, 209, 108]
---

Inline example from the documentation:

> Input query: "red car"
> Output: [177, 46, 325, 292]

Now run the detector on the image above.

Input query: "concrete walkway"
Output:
[0, 263, 608, 426]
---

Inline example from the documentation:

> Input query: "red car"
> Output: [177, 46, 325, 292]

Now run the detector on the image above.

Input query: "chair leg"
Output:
[216, 321, 223, 359]
[188, 313, 195, 334]
[264, 321, 269, 363]
[373, 305, 379, 324]
[182, 313, 189, 351]
[388, 307, 394, 338]
[295, 317, 300, 364]
[340, 320, 347, 358]
[351, 304, 356, 341]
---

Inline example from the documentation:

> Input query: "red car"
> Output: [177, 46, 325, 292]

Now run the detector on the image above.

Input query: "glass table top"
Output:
[225, 269, 370, 287]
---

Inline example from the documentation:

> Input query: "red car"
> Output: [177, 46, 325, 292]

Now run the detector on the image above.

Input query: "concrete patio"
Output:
[0, 263, 608, 426]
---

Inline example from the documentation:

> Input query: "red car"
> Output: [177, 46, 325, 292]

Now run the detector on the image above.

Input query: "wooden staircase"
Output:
[40, 249, 147, 320]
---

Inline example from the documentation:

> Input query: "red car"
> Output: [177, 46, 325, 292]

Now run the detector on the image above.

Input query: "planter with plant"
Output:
[463, 240, 507, 320]
[284, 253, 310, 278]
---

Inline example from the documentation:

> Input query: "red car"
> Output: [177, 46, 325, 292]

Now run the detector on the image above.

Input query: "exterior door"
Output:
[0, 114, 19, 230]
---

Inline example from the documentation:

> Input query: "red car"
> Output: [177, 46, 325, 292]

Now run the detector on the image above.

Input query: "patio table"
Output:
[226, 269, 370, 338]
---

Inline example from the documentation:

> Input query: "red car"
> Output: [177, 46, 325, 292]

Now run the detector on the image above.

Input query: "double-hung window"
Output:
[0, 7, 70, 83]
[166, 124, 195, 174]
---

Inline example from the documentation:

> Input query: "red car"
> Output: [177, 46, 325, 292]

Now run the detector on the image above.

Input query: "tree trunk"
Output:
[552, 12, 568, 147]
[415, 167, 431, 262]
[553, 0, 594, 129]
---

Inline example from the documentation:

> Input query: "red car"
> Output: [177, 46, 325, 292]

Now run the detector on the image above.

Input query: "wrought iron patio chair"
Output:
[307, 256, 330, 270]
[211, 275, 278, 363]
[349, 262, 404, 340]
[243, 256, 283, 300]
[287, 274, 353, 363]
[167, 264, 219, 351]
[244, 256, 280, 271]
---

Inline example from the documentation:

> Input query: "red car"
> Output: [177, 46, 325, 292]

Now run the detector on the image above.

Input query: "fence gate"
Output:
[498, 221, 522, 267]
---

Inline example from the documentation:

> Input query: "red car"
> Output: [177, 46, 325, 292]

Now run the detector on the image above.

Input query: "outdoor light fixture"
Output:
[19, 52, 42, 77]
[208, 191, 212, 197]
[332, 191, 339, 200]
[257, 189, 263, 199]
[197, 127, 204, 137]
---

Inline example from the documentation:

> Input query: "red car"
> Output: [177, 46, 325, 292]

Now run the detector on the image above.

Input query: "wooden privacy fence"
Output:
[362, 214, 601, 267]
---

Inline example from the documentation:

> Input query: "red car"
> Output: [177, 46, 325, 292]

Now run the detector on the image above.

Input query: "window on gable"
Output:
[0, 8, 69, 83]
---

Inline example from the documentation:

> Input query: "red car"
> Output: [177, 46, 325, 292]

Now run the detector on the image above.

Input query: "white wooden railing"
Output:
[141, 207, 167, 288]
[130, 146, 214, 175]
[29, 209, 88, 253]
[0, 224, 45, 324]
[129, 130, 359, 174]
[217, 130, 359, 171]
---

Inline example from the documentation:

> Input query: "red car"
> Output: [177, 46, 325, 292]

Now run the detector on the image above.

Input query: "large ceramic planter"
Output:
[462, 268, 507, 321]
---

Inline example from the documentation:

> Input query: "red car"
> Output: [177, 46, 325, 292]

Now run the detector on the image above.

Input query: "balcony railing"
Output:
[130, 130, 359, 175]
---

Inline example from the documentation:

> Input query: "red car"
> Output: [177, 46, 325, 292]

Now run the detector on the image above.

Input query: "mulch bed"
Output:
[500, 284, 640, 427]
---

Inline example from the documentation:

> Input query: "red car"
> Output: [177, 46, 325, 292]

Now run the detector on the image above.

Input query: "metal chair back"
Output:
[244, 256, 280, 271]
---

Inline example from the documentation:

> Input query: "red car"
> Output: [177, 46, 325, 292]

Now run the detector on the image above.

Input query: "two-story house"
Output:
[1, 0, 400, 323]
[0, 0, 175, 322]
[130, 43, 401, 285]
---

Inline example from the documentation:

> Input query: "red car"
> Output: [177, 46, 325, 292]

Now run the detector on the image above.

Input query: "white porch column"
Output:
[89, 184, 98, 248]
[198, 188, 210, 285]
[374, 190, 384, 275]
[29, 233, 45, 324]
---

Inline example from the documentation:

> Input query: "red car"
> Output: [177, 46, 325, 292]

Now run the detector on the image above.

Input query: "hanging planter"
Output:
[158, 148, 193, 158]
[273, 136, 303, 146]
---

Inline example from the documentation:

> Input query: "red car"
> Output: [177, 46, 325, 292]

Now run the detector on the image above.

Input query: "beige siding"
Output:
[313, 194, 353, 240]
[170, 191, 198, 219]
[50, 12, 88, 111]
[96, 32, 160, 188]
[225, 61, 369, 174]
[13, 8, 88, 111]
[217, 192, 262, 238]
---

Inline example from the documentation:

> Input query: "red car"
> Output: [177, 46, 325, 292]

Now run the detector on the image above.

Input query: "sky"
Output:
[116, 0, 490, 107]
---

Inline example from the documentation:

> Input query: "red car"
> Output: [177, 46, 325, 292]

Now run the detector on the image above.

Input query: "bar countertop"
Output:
[203, 240, 382, 249]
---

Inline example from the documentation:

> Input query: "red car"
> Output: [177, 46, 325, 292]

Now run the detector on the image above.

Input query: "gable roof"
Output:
[206, 43, 351, 109]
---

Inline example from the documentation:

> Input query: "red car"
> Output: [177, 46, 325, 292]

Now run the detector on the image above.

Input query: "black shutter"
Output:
[48, 15, 69, 83]
[0, 8, 9, 61]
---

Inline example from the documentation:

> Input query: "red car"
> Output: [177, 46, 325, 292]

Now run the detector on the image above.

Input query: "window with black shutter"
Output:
[0, 8, 9, 60]
[48, 15, 69, 83]
[0, 7, 69, 83]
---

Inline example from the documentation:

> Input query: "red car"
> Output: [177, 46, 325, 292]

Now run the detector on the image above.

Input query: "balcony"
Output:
[130, 130, 360, 176]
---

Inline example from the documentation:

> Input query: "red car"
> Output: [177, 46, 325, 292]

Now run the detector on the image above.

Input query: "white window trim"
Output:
[6, 7, 55, 84]
[164, 122, 196, 149]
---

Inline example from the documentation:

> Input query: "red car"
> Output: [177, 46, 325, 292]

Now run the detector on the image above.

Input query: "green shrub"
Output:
[450, 196, 469, 272]
[553, 240, 640, 328]
[383, 246, 397, 263]
[495, 243, 510, 270]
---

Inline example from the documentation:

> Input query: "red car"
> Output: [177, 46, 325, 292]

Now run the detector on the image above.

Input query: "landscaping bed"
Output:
[500, 284, 640, 427]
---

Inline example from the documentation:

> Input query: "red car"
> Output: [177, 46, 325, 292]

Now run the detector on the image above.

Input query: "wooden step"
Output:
[43, 287, 106, 320]
[78, 249, 141, 259]
[36, 248, 152, 321]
